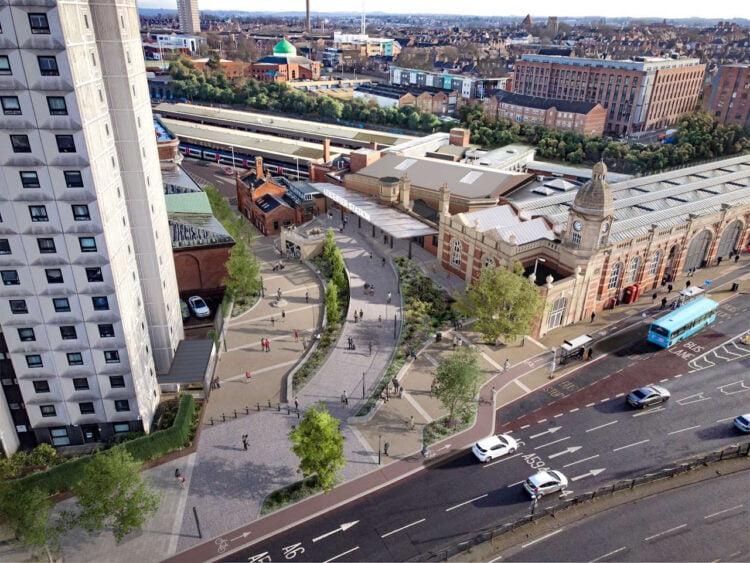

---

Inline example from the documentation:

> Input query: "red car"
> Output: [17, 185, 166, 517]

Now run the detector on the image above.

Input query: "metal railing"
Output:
[422, 441, 750, 561]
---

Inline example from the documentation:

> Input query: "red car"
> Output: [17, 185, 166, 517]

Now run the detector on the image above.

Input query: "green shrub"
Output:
[15, 395, 195, 496]
[261, 475, 322, 515]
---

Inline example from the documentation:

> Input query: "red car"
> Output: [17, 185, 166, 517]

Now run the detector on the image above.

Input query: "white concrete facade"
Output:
[0, 0, 183, 450]
[176, 0, 199, 34]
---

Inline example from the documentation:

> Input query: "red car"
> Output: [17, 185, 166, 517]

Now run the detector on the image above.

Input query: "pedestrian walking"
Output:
[241, 434, 248, 451]
[245, 370, 252, 383]
[343, 390, 348, 405]
[354, 310, 358, 323]
[421, 444, 429, 458]
[503, 358, 510, 373]
[387, 292, 392, 304]
[359, 308, 364, 319]
[294, 397, 299, 410]
[587, 348, 593, 361]
[398, 387, 403, 400]
[368, 341, 372, 356]
[590, 311, 596, 323]
[735, 254, 740, 263]
[281, 309, 286, 320]
[341, 392, 346, 405]
[378, 314, 382, 327]
[260, 338, 265, 351]
[652, 292, 657, 304]
[271, 316, 275, 327]
[661, 297, 668, 310]
[686, 280, 691, 288]
[266, 339, 271, 352]
[294, 329, 299, 342]
[369, 252, 373, 261]
[667, 284, 673, 293]
[717, 256, 723, 266]
[305, 291, 309, 303]
[383, 441, 390, 457]
[174, 468, 186, 488]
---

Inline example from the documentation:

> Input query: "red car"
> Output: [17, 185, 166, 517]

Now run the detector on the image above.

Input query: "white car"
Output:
[188, 296, 211, 318]
[472, 434, 518, 462]
[733, 414, 750, 433]
[524, 469, 568, 497]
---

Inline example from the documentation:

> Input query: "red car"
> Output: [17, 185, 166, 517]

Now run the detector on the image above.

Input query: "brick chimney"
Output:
[369, 141, 378, 150]
[399, 174, 411, 210]
[349, 148, 382, 173]
[323, 138, 331, 163]
[449, 128, 470, 147]
[255, 156, 264, 178]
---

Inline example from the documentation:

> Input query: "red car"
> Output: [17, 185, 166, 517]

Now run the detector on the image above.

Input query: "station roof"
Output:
[314, 183, 438, 239]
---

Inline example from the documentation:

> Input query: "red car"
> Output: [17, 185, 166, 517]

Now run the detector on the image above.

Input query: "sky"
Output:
[139, 0, 750, 20]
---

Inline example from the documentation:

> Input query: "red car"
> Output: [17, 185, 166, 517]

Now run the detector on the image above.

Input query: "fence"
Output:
[204, 399, 307, 426]
[422, 441, 750, 561]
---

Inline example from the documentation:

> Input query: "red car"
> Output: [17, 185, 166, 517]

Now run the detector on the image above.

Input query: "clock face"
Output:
[601, 222, 609, 233]
[573, 220, 583, 232]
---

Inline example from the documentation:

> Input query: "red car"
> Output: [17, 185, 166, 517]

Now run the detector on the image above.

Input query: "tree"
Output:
[454, 263, 544, 344]
[322, 227, 336, 262]
[325, 280, 340, 326]
[69, 446, 160, 543]
[0, 484, 61, 561]
[432, 347, 483, 426]
[224, 240, 261, 306]
[288, 402, 345, 492]
[331, 250, 347, 291]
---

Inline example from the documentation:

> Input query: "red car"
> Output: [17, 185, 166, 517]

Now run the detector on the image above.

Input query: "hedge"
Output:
[16, 394, 195, 496]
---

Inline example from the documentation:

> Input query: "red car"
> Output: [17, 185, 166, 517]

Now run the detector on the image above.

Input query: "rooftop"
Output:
[489, 90, 601, 114]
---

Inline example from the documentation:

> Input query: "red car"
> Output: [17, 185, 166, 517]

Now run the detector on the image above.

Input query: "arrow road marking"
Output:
[313, 521, 359, 543]
[446, 493, 489, 512]
[667, 425, 701, 435]
[529, 426, 562, 439]
[380, 518, 425, 538]
[571, 468, 606, 481]
[548, 446, 582, 459]
[717, 380, 750, 395]
[613, 439, 650, 452]
[230, 531, 252, 542]
[591, 546, 628, 562]
[585, 420, 618, 433]
[483, 452, 522, 468]
[324, 546, 359, 563]
[563, 454, 600, 468]
[534, 436, 570, 450]
[676, 392, 711, 406]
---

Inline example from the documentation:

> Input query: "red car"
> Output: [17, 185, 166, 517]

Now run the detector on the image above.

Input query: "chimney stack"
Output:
[255, 156, 264, 178]
[306, 0, 311, 32]
[449, 128, 470, 147]
[323, 138, 331, 163]
[400, 174, 411, 210]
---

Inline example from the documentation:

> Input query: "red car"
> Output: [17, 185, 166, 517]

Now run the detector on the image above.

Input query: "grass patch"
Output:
[261, 475, 323, 515]
[423, 404, 477, 446]
[356, 256, 456, 416]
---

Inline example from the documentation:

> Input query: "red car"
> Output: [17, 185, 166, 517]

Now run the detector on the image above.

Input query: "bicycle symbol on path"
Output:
[215, 537, 229, 553]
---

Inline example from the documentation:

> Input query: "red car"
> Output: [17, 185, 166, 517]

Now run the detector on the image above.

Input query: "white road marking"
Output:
[529, 426, 561, 439]
[521, 528, 565, 549]
[632, 407, 665, 417]
[569, 408, 579, 413]
[614, 393, 625, 398]
[704, 504, 743, 519]
[585, 420, 618, 433]
[571, 468, 606, 481]
[483, 453, 522, 468]
[380, 518, 426, 538]
[590, 546, 628, 562]
[507, 480, 525, 488]
[659, 378, 669, 382]
[324, 546, 360, 562]
[534, 436, 570, 450]
[514, 379, 532, 393]
[445, 494, 489, 512]
[674, 373, 684, 378]
[644, 524, 687, 542]
[520, 424, 530, 429]
[717, 380, 750, 395]
[676, 392, 711, 406]
[613, 439, 650, 452]
[563, 455, 600, 468]
[536, 419, 548, 424]
[667, 425, 701, 435]
[313, 521, 360, 543]
[554, 413, 564, 418]
[586, 402, 596, 407]
[548, 446, 582, 459]
[599, 398, 610, 403]
[716, 416, 736, 423]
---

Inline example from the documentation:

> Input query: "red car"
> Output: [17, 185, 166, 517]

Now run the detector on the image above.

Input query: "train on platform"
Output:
[178, 142, 311, 179]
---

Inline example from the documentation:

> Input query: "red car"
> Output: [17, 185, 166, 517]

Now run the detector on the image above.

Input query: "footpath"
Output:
[168, 253, 750, 563]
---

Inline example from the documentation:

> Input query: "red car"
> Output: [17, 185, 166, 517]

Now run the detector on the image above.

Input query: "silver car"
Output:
[627, 384, 671, 408]
[524, 469, 568, 497]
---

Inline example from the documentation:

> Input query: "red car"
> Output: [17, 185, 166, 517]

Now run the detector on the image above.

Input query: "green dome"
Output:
[273, 39, 297, 55]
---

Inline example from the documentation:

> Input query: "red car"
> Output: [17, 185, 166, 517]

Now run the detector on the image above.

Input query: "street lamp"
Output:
[549, 346, 556, 379]
[393, 314, 397, 340]
[533, 257, 546, 278]
[362, 371, 366, 399]
[378, 434, 382, 465]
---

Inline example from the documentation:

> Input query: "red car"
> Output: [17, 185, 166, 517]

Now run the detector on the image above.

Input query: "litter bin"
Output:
[435, 332, 442, 343]
[732, 282, 740, 292]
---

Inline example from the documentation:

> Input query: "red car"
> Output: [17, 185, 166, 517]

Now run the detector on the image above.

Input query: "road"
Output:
[501, 468, 750, 562]
[180, 158, 239, 201]
[219, 293, 750, 562]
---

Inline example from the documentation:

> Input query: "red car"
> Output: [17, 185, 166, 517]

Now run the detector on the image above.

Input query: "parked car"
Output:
[472, 434, 518, 463]
[188, 296, 211, 318]
[733, 414, 750, 433]
[627, 384, 671, 408]
[179, 299, 190, 320]
[223, 166, 234, 175]
[524, 469, 568, 497]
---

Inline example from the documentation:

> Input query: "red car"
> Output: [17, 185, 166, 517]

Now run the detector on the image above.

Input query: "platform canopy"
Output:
[314, 183, 438, 240]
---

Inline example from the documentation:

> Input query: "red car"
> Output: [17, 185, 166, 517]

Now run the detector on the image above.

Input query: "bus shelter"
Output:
[314, 183, 438, 258]
[559, 334, 593, 364]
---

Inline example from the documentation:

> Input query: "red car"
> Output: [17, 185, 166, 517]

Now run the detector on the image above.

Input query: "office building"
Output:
[0, 0, 183, 452]
[513, 55, 705, 135]
[704, 64, 750, 127]
[390, 67, 510, 100]
[177, 0, 200, 34]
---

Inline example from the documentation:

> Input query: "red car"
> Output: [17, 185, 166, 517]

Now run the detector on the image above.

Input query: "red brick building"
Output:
[512, 54, 705, 136]
[482, 90, 606, 136]
[703, 64, 750, 127]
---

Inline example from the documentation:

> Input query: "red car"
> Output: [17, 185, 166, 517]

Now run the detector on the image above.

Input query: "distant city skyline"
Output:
[139, 0, 750, 20]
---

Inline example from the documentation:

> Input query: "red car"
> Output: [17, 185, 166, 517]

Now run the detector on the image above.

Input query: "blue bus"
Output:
[647, 297, 719, 348]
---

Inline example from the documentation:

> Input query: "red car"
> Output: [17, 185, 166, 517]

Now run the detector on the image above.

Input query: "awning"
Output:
[313, 183, 438, 240]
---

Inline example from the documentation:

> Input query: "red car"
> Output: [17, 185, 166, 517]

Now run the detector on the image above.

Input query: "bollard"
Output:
[245, 406, 249, 415]
[277, 403, 281, 412]
[287, 406, 290, 415]
[233, 409, 237, 418]
[297, 410, 300, 419]
[221, 413, 226, 422]
[209, 416, 214, 425]
[267, 399, 272, 408]
[256, 402, 260, 411]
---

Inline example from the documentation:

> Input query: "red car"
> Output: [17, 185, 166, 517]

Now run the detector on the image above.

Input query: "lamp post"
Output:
[378, 434, 382, 465]
[362, 371, 365, 399]
[393, 314, 397, 340]
[549, 346, 556, 379]
[533, 257, 546, 278]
